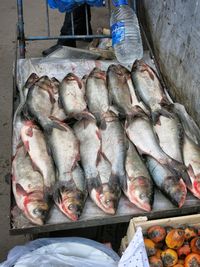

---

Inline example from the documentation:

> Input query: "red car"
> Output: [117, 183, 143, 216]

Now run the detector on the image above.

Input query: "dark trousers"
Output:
[58, 4, 93, 47]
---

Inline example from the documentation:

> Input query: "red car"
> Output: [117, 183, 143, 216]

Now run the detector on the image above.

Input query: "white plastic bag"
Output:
[0, 237, 119, 267]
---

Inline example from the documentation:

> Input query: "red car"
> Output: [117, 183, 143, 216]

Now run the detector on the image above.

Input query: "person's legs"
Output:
[58, 4, 92, 46]
[43, 4, 92, 55]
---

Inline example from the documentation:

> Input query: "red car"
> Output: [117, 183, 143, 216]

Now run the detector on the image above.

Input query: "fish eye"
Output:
[68, 204, 75, 211]
[139, 193, 146, 200]
[105, 199, 111, 205]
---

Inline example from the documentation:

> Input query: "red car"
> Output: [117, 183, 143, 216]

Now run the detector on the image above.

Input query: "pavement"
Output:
[0, 0, 108, 261]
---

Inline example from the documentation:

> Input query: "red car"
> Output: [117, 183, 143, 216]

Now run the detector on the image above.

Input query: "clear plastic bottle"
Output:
[110, 0, 143, 64]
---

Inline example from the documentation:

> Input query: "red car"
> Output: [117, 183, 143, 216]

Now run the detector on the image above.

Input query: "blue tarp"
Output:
[48, 0, 104, 12]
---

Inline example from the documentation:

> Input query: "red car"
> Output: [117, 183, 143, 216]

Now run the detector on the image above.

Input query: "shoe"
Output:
[42, 44, 62, 56]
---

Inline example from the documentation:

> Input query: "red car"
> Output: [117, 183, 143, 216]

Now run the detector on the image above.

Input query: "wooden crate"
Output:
[120, 214, 200, 253]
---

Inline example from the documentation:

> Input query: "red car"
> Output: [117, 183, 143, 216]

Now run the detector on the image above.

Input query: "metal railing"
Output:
[16, 0, 112, 58]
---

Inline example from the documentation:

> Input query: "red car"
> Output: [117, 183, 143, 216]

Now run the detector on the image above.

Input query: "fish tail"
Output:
[164, 158, 188, 179]
[75, 111, 95, 121]
[151, 107, 173, 125]
[87, 175, 102, 193]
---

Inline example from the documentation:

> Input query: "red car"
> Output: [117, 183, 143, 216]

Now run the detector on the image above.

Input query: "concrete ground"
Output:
[0, 0, 109, 261]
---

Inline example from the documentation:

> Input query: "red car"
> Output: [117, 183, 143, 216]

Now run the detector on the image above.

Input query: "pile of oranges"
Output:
[144, 225, 200, 266]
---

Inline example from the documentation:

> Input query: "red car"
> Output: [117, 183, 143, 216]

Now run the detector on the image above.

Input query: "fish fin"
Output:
[151, 107, 173, 125]
[160, 96, 171, 107]
[53, 187, 63, 204]
[163, 158, 188, 180]
[95, 129, 102, 141]
[87, 175, 102, 192]
[23, 140, 30, 152]
[44, 117, 68, 133]
[119, 174, 128, 191]
[96, 149, 102, 166]
[75, 111, 95, 121]
[187, 164, 196, 183]
[16, 183, 28, 196]
[94, 113, 107, 130]
[58, 96, 64, 109]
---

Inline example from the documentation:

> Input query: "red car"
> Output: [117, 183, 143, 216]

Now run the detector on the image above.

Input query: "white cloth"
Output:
[118, 227, 149, 267]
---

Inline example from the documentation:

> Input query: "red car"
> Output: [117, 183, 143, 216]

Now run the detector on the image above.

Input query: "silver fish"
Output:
[12, 145, 49, 225]
[47, 120, 87, 221]
[124, 141, 154, 211]
[86, 68, 109, 128]
[183, 134, 200, 199]
[25, 76, 55, 130]
[59, 73, 92, 120]
[20, 121, 56, 194]
[101, 111, 126, 188]
[125, 106, 185, 176]
[96, 153, 121, 214]
[146, 156, 187, 208]
[107, 64, 134, 117]
[51, 77, 67, 121]
[173, 103, 200, 146]
[154, 113, 183, 163]
[74, 119, 120, 214]
[131, 60, 170, 123]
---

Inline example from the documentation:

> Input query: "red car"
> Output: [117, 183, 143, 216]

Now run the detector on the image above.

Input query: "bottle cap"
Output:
[112, 0, 128, 7]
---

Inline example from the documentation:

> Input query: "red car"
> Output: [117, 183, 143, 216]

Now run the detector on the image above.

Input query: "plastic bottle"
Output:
[110, 0, 143, 64]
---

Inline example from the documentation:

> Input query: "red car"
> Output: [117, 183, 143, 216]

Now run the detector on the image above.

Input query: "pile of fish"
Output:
[12, 60, 200, 225]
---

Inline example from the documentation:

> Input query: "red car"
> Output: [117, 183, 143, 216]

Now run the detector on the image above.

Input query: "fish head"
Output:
[55, 189, 85, 221]
[89, 68, 106, 81]
[107, 64, 130, 81]
[128, 177, 153, 212]
[63, 73, 83, 89]
[24, 200, 49, 225]
[93, 184, 120, 215]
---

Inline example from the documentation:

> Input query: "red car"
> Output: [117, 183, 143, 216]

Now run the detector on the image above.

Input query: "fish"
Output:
[86, 68, 109, 129]
[47, 120, 87, 221]
[125, 106, 186, 176]
[173, 103, 200, 146]
[146, 156, 187, 208]
[183, 134, 200, 199]
[23, 73, 39, 99]
[59, 73, 92, 120]
[154, 112, 192, 188]
[124, 141, 154, 211]
[101, 111, 126, 188]
[74, 118, 120, 214]
[24, 76, 56, 130]
[50, 77, 67, 121]
[20, 120, 56, 195]
[131, 60, 171, 123]
[107, 64, 134, 117]
[95, 153, 121, 214]
[126, 72, 149, 114]
[12, 145, 49, 225]
[154, 113, 183, 163]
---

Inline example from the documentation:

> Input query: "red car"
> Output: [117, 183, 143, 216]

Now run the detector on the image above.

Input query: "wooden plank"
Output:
[126, 213, 200, 245]
[10, 190, 200, 235]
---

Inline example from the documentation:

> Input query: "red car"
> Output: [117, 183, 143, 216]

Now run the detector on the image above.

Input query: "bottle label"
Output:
[112, 0, 128, 7]
[111, 21, 125, 46]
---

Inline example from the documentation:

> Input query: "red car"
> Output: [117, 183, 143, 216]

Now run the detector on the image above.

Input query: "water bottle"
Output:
[110, 0, 143, 64]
